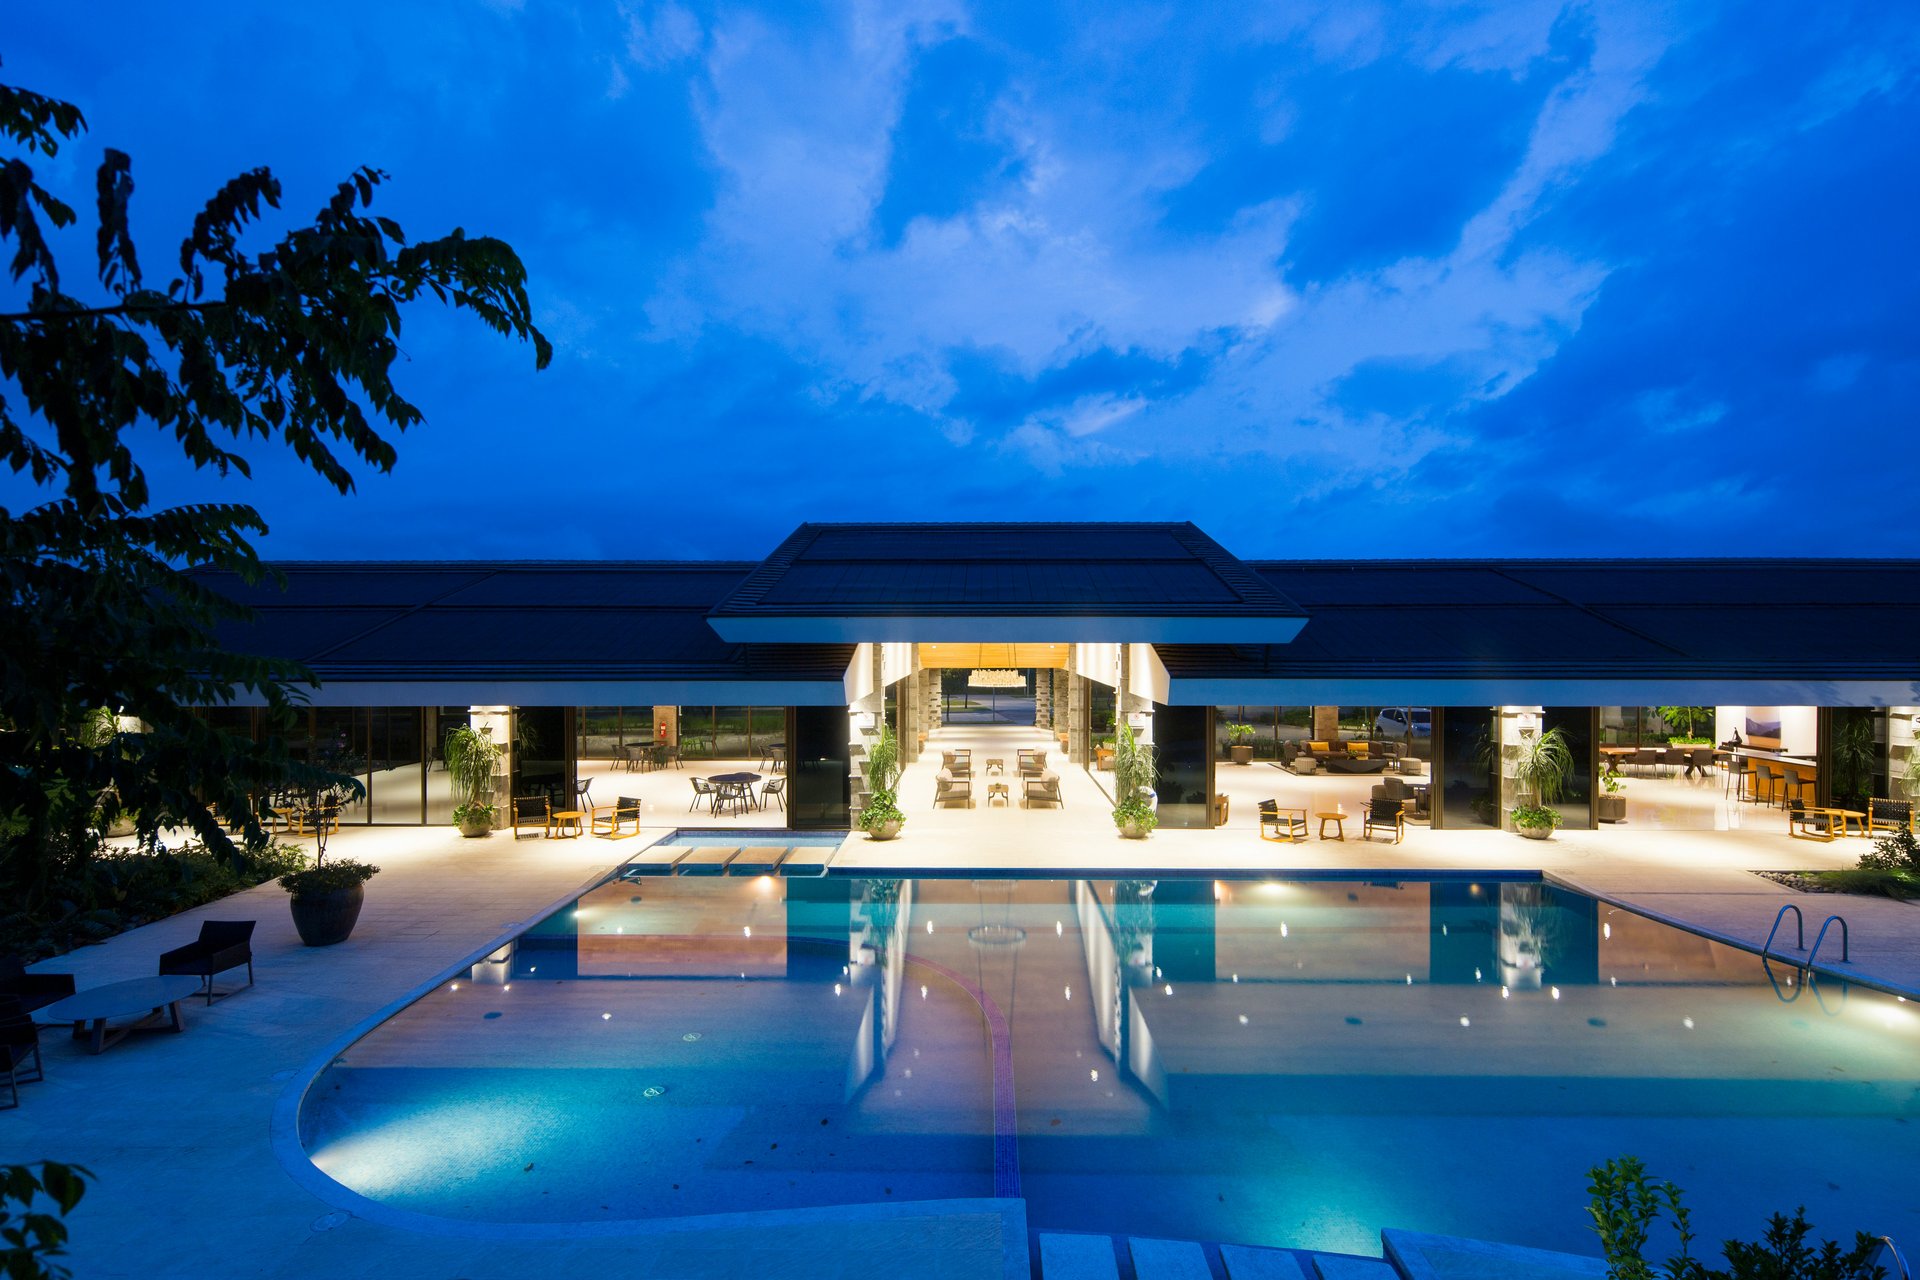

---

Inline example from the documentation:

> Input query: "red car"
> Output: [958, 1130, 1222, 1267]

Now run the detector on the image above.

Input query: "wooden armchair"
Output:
[591, 796, 643, 839]
[933, 770, 972, 809]
[1022, 774, 1063, 809]
[1362, 798, 1406, 844]
[1787, 799, 1837, 842]
[1866, 797, 1915, 836]
[511, 794, 551, 839]
[1257, 800, 1307, 843]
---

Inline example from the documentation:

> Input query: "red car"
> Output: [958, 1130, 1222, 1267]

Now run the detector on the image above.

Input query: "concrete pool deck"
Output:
[17, 817, 1916, 1278]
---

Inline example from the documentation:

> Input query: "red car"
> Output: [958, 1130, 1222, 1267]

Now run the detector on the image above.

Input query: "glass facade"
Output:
[1152, 703, 1213, 830]
[1437, 707, 1497, 829]
[1541, 706, 1595, 830]
[1824, 707, 1887, 810]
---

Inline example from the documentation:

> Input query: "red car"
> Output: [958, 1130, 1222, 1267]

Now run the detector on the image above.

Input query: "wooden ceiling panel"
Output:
[916, 642, 1069, 669]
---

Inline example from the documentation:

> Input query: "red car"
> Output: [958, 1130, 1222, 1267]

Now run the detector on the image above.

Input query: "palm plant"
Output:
[1512, 726, 1575, 807]
[858, 723, 904, 835]
[443, 726, 502, 830]
[1111, 721, 1158, 835]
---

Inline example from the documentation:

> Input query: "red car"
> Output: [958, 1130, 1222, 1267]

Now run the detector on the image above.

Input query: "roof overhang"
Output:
[214, 677, 854, 709]
[712, 614, 1308, 644]
[706, 521, 1309, 645]
[1163, 676, 1920, 707]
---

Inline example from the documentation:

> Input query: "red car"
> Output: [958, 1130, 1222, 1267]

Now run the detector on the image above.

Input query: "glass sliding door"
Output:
[1437, 708, 1497, 828]
[1542, 707, 1595, 830]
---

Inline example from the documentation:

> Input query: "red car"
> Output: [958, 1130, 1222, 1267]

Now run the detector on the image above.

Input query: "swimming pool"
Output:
[297, 867, 1920, 1255]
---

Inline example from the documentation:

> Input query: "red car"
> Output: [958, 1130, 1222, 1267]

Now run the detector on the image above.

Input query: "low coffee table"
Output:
[38, 975, 201, 1054]
[1316, 811, 1346, 841]
[987, 781, 1010, 805]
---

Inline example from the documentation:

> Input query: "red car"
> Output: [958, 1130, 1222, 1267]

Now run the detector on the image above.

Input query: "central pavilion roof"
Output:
[704, 522, 1308, 643]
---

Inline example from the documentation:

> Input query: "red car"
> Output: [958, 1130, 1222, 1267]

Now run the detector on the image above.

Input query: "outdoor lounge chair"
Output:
[158, 920, 256, 1004]
[1, 996, 45, 1110]
[512, 794, 551, 837]
[1787, 799, 1837, 842]
[1257, 799, 1307, 842]
[1363, 797, 1406, 844]
[1866, 797, 1915, 836]
[933, 769, 972, 808]
[1021, 774, 1062, 809]
[591, 796, 643, 839]
[0, 956, 75, 1015]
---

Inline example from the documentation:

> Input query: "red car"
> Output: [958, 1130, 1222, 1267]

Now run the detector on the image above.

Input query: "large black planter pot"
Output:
[290, 884, 365, 947]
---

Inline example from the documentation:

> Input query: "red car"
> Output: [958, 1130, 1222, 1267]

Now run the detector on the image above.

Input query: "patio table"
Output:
[38, 975, 201, 1054]
[707, 771, 763, 816]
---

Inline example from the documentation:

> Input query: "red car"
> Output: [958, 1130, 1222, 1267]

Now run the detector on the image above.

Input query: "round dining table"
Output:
[706, 771, 763, 815]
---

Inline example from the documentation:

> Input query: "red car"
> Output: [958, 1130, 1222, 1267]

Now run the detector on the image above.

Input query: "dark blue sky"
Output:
[5, 2, 1916, 561]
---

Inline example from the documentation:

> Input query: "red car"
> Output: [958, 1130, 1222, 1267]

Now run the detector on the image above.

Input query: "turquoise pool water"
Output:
[299, 870, 1920, 1254]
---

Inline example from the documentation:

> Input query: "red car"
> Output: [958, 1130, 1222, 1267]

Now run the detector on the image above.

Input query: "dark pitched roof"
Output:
[706, 522, 1307, 643]
[1155, 559, 1920, 682]
[196, 562, 854, 686]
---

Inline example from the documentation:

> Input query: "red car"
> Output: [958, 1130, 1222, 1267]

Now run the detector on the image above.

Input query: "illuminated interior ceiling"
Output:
[917, 643, 1068, 669]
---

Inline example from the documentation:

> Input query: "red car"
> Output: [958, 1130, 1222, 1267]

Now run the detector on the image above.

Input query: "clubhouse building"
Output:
[200, 522, 1920, 840]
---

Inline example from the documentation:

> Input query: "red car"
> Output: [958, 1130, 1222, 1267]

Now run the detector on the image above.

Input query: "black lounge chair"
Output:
[1363, 797, 1406, 843]
[0, 955, 76, 1015]
[158, 920, 256, 1005]
[1, 996, 45, 1110]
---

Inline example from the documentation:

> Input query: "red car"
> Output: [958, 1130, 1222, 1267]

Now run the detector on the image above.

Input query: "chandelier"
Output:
[968, 668, 1025, 688]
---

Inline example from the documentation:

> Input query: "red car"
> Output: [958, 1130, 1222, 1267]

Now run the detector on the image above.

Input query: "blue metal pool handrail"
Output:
[1808, 913, 1850, 965]
[1762, 903, 1804, 957]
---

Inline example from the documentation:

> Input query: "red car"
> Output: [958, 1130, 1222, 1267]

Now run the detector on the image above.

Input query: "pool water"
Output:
[299, 873, 1920, 1254]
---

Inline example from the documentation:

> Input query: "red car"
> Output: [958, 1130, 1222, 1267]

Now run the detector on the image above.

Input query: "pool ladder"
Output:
[1760, 905, 1852, 1012]
[1878, 1236, 1911, 1280]
[1761, 904, 1850, 964]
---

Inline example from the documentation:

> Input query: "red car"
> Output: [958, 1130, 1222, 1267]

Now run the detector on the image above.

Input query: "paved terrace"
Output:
[17, 779, 1917, 1278]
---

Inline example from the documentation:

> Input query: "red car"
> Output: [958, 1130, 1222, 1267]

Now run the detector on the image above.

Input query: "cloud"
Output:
[644, 0, 1679, 498]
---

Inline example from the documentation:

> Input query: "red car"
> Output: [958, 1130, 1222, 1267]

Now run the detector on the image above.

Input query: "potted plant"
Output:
[1596, 763, 1626, 823]
[858, 723, 904, 840]
[1111, 722, 1158, 839]
[1508, 725, 1573, 839]
[278, 783, 379, 946]
[1225, 722, 1256, 766]
[1510, 803, 1563, 840]
[444, 725, 502, 837]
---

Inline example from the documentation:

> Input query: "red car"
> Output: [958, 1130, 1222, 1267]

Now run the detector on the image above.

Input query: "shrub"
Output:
[1587, 1155, 1888, 1280]
[278, 860, 380, 896]
[1510, 803, 1563, 830]
[1858, 824, 1919, 875]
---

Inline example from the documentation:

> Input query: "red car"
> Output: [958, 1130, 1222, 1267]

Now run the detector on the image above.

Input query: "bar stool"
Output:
[1779, 768, 1815, 809]
[1751, 764, 1781, 807]
[1725, 758, 1754, 801]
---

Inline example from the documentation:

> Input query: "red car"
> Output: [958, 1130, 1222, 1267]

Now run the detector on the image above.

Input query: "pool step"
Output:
[1381, 1229, 1606, 1280]
[1038, 1232, 1119, 1279]
[728, 845, 790, 875]
[1129, 1236, 1211, 1279]
[1310, 1256, 1398, 1280]
[1220, 1243, 1312, 1279]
